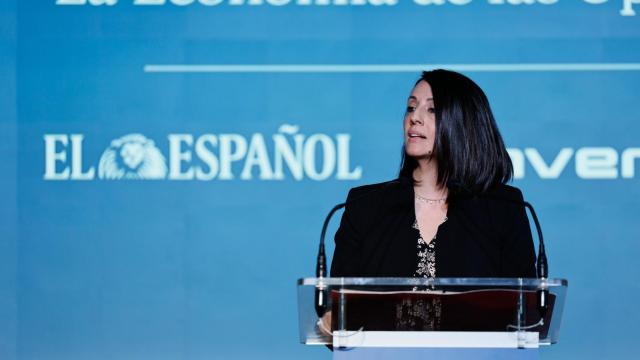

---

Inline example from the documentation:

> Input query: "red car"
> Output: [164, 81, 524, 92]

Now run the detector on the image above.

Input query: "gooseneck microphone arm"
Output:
[521, 201, 548, 280]
[521, 201, 549, 318]
[315, 203, 346, 317]
[474, 189, 550, 317]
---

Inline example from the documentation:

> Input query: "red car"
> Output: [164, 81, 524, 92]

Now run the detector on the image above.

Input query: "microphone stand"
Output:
[522, 201, 549, 318]
[315, 203, 345, 317]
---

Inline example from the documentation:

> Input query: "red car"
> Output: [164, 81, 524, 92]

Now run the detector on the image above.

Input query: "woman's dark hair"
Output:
[399, 69, 513, 196]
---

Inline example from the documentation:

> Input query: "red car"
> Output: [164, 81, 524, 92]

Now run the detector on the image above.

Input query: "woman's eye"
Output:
[406, 106, 416, 113]
[427, 107, 435, 114]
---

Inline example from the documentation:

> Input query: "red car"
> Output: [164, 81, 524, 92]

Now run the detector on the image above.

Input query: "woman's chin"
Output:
[405, 146, 432, 157]
[405, 152, 434, 161]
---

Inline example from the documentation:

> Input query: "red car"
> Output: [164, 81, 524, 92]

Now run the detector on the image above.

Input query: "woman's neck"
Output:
[412, 158, 447, 198]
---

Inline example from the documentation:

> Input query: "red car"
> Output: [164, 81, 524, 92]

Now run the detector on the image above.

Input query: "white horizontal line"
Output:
[143, 63, 640, 73]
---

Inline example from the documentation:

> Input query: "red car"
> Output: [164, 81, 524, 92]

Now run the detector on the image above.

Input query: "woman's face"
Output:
[404, 80, 436, 159]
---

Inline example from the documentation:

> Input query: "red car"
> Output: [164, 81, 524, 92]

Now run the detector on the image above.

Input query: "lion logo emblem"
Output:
[98, 134, 167, 180]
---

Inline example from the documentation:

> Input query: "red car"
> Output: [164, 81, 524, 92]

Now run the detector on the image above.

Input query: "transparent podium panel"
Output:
[297, 278, 567, 348]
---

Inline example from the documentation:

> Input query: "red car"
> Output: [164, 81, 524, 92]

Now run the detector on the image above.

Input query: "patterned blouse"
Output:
[413, 218, 441, 279]
[394, 216, 448, 331]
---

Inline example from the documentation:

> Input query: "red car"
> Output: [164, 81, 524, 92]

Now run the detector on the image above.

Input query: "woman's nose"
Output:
[410, 115, 422, 125]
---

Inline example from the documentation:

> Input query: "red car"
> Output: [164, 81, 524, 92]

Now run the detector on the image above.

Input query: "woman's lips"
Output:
[407, 133, 426, 142]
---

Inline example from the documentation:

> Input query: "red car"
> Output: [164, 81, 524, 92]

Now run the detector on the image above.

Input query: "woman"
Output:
[330, 69, 536, 280]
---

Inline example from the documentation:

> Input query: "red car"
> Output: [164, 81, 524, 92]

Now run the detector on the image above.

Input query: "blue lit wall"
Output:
[2, 0, 640, 359]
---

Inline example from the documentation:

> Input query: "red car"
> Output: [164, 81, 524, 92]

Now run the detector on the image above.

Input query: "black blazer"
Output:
[330, 178, 536, 278]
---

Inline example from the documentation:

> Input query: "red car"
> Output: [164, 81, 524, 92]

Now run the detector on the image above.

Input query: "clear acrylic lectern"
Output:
[298, 277, 567, 357]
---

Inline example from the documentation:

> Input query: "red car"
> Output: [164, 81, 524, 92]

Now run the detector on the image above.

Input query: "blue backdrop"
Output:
[2, 0, 640, 359]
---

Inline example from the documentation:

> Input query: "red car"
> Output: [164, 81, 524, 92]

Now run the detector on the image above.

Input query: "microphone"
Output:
[464, 184, 549, 319]
[442, 181, 549, 318]
[314, 180, 401, 317]
[521, 200, 549, 318]
[315, 203, 345, 317]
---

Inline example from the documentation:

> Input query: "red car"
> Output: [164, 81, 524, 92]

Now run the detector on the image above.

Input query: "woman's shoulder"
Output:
[472, 184, 528, 221]
[347, 178, 406, 199]
[344, 178, 411, 213]
[486, 184, 525, 201]
[454, 184, 526, 215]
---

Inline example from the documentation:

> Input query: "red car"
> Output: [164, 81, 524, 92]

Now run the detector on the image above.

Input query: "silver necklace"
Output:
[415, 194, 447, 205]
